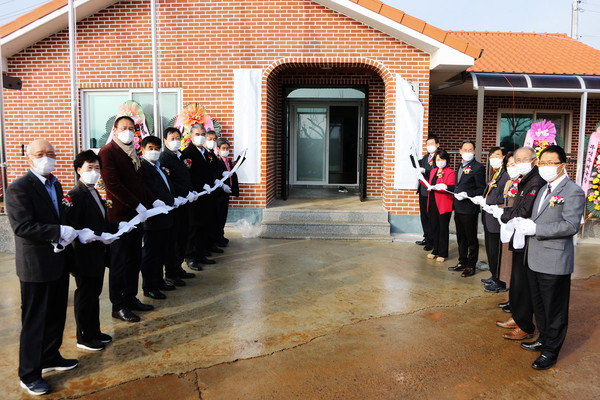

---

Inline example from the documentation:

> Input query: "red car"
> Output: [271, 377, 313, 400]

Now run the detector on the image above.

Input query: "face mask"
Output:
[461, 152, 474, 162]
[427, 145, 437, 154]
[436, 161, 446, 169]
[539, 166, 561, 182]
[489, 158, 503, 170]
[117, 129, 135, 144]
[515, 162, 533, 176]
[193, 135, 205, 147]
[507, 166, 519, 179]
[205, 140, 215, 150]
[80, 170, 100, 185]
[220, 150, 229, 158]
[32, 156, 56, 176]
[167, 140, 181, 152]
[144, 150, 160, 162]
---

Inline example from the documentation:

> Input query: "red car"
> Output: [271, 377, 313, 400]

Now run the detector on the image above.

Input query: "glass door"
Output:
[293, 106, 328, 184]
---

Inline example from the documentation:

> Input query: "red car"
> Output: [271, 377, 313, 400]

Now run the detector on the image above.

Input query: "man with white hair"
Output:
[6, 139, 79, 395]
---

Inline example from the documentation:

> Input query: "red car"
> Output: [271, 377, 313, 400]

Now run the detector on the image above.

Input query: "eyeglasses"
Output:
[538, 161, 564, 167]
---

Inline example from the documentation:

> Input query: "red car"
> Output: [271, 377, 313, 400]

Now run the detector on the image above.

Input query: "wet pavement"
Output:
[0, 230, 599, 399]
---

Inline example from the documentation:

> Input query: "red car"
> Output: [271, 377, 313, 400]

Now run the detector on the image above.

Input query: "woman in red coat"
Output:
[426, 149, 456, 262]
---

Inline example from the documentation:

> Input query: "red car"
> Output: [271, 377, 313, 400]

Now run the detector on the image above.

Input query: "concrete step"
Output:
[262, 209, 389, 223]
[261, 220, 390, 236]
[259, 232, 393, 241]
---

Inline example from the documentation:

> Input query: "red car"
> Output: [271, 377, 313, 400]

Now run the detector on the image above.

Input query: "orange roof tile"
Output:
[450, 31, 600, 75]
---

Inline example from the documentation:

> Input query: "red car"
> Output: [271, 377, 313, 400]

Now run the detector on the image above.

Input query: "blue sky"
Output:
[1, 0, 599, 49]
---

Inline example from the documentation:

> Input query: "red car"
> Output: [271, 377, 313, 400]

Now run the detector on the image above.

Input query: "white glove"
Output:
[436, 183, 447, 191]
[214, 179, 224, 188]
[420, 167, 426, 174]
[454, 192, 468, 201]
[186, 191, 195, 202]
[222, 170, 232, 179]
[471, 196, 486, 207]
[222, 184, 232, 194]
[77, 228, 96, 244]
[516, 218, 537, 236]
[482, 204, 496, 214]
[203, 184, 213, 194]
[59, 225, 78, 243]
[492, 207, 504, 220]
[100, 232, 118, 244]
[136, 203, 148, 222]
[152, 199, 166, 209]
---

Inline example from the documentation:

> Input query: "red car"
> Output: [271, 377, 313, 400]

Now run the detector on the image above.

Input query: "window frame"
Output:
[496, 109, 573, 153]
[81, 88, 183, 150]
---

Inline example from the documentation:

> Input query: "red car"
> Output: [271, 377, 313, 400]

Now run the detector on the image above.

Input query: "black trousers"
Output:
[142, 229, 169, 291]
[454, 212, 479, 268]
[73, 274, 104, 342]
[186, 197, 208, 261]
[419, 194, 433, 246]
[109, 227, 143, 312]
[428, 197, 451, 258]
[19, 273, 69, 383]
[165, 205, 188, 278]
[509, 251, 535, 334]
[484, 228, 503, 285]
[215, 191, 229, 242]
[528, 268, 571, 359]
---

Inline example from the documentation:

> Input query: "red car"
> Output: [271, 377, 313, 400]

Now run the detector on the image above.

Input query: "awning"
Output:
[472, 72, 600, 93]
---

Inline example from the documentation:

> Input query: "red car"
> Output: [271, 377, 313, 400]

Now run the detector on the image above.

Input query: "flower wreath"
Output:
[585, 122, 600, 216]
[106, 100, 151, 156]
[524, 120, 557, 159]
[174, 103, 221, 151]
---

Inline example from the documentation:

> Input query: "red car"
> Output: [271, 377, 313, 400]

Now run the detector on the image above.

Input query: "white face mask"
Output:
[436, 160, 447, 169]
[143, 150, 161, 162]
[489, 158, 503, 170]
[507, 166, 520, 179]
[80, 170, 101, 185]
[426, 145, 437, 154]
[193, 135, 205, 147]
[32, 156, 56, 176]
[461, 152, 474, 162]
[117, 129, 135, 144]
[166, 140, 181, 152]
[515, 162, 533, 176]
[539, 165, 561, 182]
[205, 140, 215, 150]
[220, 150, 229, 158]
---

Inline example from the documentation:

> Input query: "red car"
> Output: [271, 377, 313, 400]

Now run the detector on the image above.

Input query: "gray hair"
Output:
[190, 124, 205, 133]
[515, 146, 536, 161]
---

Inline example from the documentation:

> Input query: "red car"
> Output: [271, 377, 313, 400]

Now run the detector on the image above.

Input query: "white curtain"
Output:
[393, 75, 424, 189]
[233, 69, 262, 184]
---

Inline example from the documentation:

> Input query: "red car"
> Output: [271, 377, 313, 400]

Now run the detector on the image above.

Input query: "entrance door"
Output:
[290, 102, 362, 186]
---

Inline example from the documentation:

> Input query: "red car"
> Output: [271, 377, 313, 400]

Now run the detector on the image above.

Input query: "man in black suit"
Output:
[448, 140, 486, 277]
[203, 130, 226, 253]
[67, 151, 115, 352]
[416, 135, 439, 250]
[181, 124, 217, 270]
[159, 127, 196, 286]
[140, 136, 176, 300]
[6, 139, 78, 396]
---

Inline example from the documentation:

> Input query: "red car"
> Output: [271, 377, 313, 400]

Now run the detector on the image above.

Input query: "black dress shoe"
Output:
[179, 271, 196, 279]
[498, 300, 510, 308]
[481, 277, 494, 284]
[112, 309, 140, 322]
[502, 304, 512, 313]
[484, 281, 507, 292]
[461, 267, 475, 277]
[217, 239, 229, 247]
[165, 277, 186, 287]
[521, 339, 543, 352]
[188, 262, 204, 271]
[209, 245, 224, 254]
[20, 378, 51, 395]
[96, 332, 113, 343]
[198, 256, 216, 265]
[415, 240, 426, 246]
[159, 282, 176, 291]
[423, 245, 433, 251]
[448, 264, 466, 271]
[144, 290, 166, 300]
[532, 354, 556, 370]
[129, 298, 154, 311]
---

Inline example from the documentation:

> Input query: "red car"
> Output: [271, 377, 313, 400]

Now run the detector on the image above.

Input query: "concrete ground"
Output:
[0, 230, 599, 399]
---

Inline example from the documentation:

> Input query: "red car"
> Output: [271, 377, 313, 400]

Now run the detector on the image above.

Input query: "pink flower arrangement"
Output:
[528, 120, 557, 143]
[549, 195, 564, 207]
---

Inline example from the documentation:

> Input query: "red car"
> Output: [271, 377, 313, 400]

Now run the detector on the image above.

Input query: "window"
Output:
[82, 89, 182, 149]
[498, 110, 571, 152]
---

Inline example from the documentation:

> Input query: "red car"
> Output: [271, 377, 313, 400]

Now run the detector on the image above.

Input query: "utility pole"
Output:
[571, 0, 580, 39]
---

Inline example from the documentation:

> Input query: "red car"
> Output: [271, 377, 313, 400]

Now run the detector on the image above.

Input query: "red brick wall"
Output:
[4, 0, 430, 215]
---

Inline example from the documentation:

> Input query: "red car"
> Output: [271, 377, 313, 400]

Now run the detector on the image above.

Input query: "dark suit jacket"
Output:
[217, 156, 240, 197]
[98, 140, 156, 223]
[66, 180, 114, 277]
[483, 170, 510, 233]
[418, 153, 436, 197]
[158, 148, 192, 197]
[181, 145, 213, 191]
[453, 159, 486, 214]
[141, 159, 175, 231]
[6, 170, 66, 282]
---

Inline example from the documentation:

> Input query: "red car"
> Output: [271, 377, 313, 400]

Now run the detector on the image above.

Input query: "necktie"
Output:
[457, 165, 463, 182]
[538, 184, 552, 213]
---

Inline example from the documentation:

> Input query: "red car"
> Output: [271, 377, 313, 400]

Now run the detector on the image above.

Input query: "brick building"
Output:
[1, 0, 599, 234]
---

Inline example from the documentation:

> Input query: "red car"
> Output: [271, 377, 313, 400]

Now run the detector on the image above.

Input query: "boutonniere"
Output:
[463, 166, 472, 175]
[428, 159, 434, 166]
[549, 195, 564, 207]
[508, 187, 518, 198]
[62, 195, 73, 209]
[208, 154, 214, 163]
[161, 166, 170, 176]
[437, 169, 444, 179]
[103, 199, 113, 209]
[183, 159, 192, 168]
